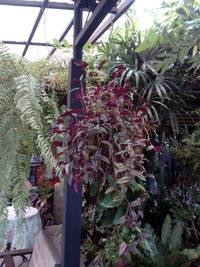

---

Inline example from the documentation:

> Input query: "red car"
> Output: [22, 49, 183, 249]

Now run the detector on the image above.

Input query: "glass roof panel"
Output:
[6, 45, 25, 57]
[64, 27, 73, 45]
[32, 9, 74, 43]
[0, 0, 162, 61]
[25, 45, 52, 61]
[0, 6, 39, 41]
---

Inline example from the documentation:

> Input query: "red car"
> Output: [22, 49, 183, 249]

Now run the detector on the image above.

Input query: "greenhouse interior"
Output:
[0, 0, 200, 266]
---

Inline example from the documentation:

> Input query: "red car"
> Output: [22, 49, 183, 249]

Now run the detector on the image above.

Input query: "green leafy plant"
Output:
[84, 3, 199, 134]
[135, 215, 200, 266]
[50, 62, 163, 265]
[0, 44, 61, 219]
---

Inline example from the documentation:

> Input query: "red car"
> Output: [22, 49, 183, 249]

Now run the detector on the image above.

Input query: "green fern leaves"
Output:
[0, 43, 60, 220]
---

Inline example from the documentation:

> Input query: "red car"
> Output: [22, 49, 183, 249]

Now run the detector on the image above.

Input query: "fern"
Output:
[0, 43, 61, 220]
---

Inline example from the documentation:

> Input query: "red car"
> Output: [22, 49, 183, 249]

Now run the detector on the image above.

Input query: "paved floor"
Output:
[0, 255, 28, 266]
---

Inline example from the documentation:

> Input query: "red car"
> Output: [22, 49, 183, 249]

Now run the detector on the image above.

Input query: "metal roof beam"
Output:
[89, 0, 136, 44]
[75, 0, 119, 48]
[48, 19, 74, 58]
[0, 0, 73, 10]
[2, 40, 54, 47]
[22, 0, 49, 57]
[0, 0, 117, 12]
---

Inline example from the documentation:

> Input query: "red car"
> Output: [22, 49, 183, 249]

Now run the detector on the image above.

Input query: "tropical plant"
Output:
[50, 62, 165, 265]
[50, 61, 160, 189]
[134, 214, 200, 266]
[136, 0, 200, 71]
[173, 117, 200, 183]
[84, 2, 200, 134]
[0, 44, 62, 219]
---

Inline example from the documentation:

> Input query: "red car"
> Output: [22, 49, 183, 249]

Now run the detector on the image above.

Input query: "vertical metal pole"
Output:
[73, 2, 83, 60]
[61, 1, 83, 267]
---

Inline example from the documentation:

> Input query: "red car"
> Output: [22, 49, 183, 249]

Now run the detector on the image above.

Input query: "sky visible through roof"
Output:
[0, 0, 162, 61]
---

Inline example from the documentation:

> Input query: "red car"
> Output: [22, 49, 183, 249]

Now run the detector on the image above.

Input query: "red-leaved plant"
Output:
[50, 65, 159, 265]
[50, 73, 157, 189]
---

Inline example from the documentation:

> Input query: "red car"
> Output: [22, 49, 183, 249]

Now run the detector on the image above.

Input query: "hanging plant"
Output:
[50, 64, 163, 265]
[51, 68, 159, 188]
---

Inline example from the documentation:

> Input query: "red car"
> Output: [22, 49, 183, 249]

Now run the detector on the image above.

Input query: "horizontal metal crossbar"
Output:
[0, 0, 74, 10]
[2, 40, 54, 47]
[0, 0, 117, 12]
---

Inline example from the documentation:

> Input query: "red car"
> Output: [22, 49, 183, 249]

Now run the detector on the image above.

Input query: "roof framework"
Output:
[0, 0, 135, 59]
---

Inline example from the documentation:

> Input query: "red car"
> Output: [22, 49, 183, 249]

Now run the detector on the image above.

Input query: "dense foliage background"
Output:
[0, 0, 200, 265]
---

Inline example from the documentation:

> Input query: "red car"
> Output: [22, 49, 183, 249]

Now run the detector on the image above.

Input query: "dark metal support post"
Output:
[61, 1, 83, 266]
[61, 60, 84, 267]
[73, 4, 82, 60]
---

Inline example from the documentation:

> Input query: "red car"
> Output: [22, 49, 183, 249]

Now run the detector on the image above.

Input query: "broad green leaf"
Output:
[148, 31, 158, 45]
[161, 55, 177, 74]
[106, 175, 116, 186]
[98, 191, 122, 208]
[112, 207, 126, 225]
[53, 39, 62, 48]
[130, 179, 140, 190]
[135, 42, 151, 53]
[101, 210, 116, 227]
[90, 178, 101, 197]
[161, 214, 172, 248]
[170, 220, 183, 252]
[96, 204, 107, 211]
[63, 39, 70, 48]
[83, 42, 95, 53]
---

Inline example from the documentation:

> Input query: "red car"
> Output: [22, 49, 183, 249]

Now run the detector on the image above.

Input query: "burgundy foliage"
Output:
[50, 73, 157, 190]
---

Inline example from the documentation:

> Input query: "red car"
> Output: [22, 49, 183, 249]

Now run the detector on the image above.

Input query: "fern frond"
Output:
[0, 44, 61, 219]
[15, 75, 57, 169]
